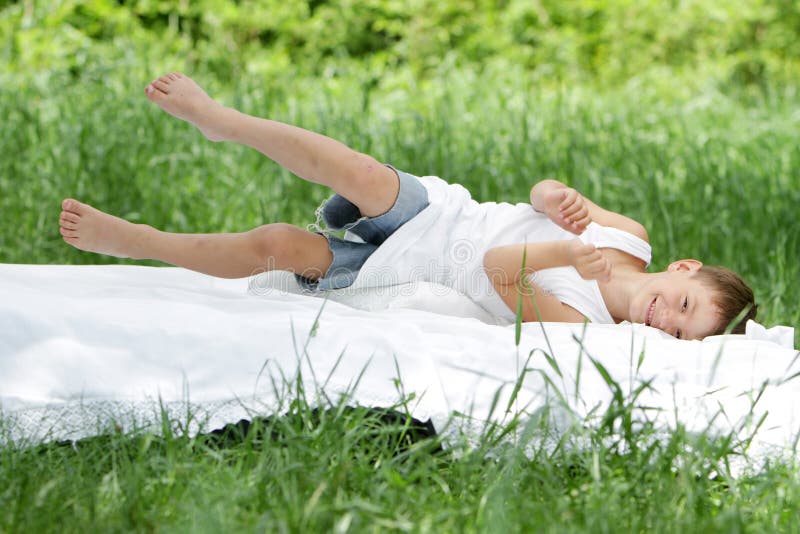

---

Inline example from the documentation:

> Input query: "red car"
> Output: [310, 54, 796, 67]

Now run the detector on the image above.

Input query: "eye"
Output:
[681, 297, 688, 312]
[676, 329, 682, 340]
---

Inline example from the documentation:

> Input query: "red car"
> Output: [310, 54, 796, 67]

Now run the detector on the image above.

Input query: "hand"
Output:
[566, 240, 611, 282]
[543, 187, 592, 235]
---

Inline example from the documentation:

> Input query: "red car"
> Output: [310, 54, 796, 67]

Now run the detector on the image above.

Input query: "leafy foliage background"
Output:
[4, 0, 800, 92]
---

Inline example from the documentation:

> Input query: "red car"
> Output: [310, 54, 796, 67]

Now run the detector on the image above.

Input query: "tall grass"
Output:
[2, 358, 799, 532]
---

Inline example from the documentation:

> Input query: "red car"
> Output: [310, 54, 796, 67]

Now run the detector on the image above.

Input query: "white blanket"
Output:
[1, 264, 797, 466]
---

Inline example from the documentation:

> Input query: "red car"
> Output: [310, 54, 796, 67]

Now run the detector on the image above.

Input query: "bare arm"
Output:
[530, 179, 649, 241]
[483, 240, 611, 322]
[484, 241, 572, 285]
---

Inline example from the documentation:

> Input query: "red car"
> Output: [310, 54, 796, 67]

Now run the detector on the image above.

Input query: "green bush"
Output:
[3, 0, 800, 90]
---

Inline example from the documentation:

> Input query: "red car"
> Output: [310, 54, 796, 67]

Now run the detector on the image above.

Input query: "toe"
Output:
[168, 72, 179, 80]
[60, 227, 78, 238]
[145, 83, 168, 101]
[61, 211, 80, 224]
[152, 78, 170, 93]
[61, 198, 84, 215]
[63, 236, 79, 246]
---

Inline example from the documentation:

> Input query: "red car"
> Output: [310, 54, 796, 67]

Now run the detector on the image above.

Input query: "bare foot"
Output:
[59, 199, 148, 259]
[144, 72, 227, 141]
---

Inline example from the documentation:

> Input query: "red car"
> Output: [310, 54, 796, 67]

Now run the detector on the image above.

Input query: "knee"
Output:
[358, 154, 397, 190]
[351, 154, 400, 217]
[245, 223, 297, 260]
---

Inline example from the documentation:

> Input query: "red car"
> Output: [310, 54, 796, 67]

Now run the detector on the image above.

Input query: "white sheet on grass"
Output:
[1, 264, 797, 465]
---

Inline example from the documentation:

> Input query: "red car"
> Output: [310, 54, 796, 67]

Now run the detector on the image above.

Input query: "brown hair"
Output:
[694, 266, 757, 335]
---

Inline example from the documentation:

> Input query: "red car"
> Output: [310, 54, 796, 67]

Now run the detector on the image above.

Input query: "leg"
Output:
[59, 199, 332, 280]
[144, 73, 399, 217]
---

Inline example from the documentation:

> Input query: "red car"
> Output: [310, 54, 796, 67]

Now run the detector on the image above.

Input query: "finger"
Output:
[573, 214, 592, 228]
[558, 189, 578, 211]
[587, 259, 612, 283]
[584, 248, 602, 261]
[558, 215, 580, 233]
[586, 260, 611, 281]
[578, 243, 597, 256]
[559, 212, 577, 228]
[561, 202, 589, 221]
[586, 254, 610, 273]
[565, 212, 588, 230]
[570, 225, 587, 236]
[583, 257, 605, 273]
[560, 219, 584, 236]
[561, 200, 585, 219]
[569, 221, 589, 236]
[578, 265, 603, 281]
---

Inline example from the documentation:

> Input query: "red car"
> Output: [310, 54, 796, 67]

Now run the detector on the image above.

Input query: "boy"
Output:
[58, 73, 756, 339]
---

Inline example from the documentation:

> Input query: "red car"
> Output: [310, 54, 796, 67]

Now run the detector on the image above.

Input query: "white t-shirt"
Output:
[351, 175, 652, 324]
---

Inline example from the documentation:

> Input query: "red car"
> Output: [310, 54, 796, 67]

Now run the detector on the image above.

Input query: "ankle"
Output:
[197, 104, 239, 143]
[127, 224, 156, 260]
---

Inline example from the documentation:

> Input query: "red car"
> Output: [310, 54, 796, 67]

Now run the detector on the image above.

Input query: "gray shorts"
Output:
[296, 167, 430, 291]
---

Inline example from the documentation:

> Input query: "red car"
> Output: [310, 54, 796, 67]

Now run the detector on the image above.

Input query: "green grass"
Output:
[2, 62, 799, 531]
[3, 374, 800, 532]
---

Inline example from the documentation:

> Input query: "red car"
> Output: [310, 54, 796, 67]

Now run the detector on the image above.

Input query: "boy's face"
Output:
[632, 266, 721, 340]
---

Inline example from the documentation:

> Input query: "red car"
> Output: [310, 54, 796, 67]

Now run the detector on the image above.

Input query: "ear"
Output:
[667, 259, 703, 273]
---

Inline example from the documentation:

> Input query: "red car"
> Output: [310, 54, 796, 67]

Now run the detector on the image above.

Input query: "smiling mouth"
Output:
[645, 297, 656, 327]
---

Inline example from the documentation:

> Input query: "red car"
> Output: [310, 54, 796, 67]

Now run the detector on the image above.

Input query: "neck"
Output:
[598, 269, 657, 323]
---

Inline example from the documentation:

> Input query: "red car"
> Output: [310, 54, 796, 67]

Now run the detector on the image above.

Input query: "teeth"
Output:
[646, 299, 656, 326]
